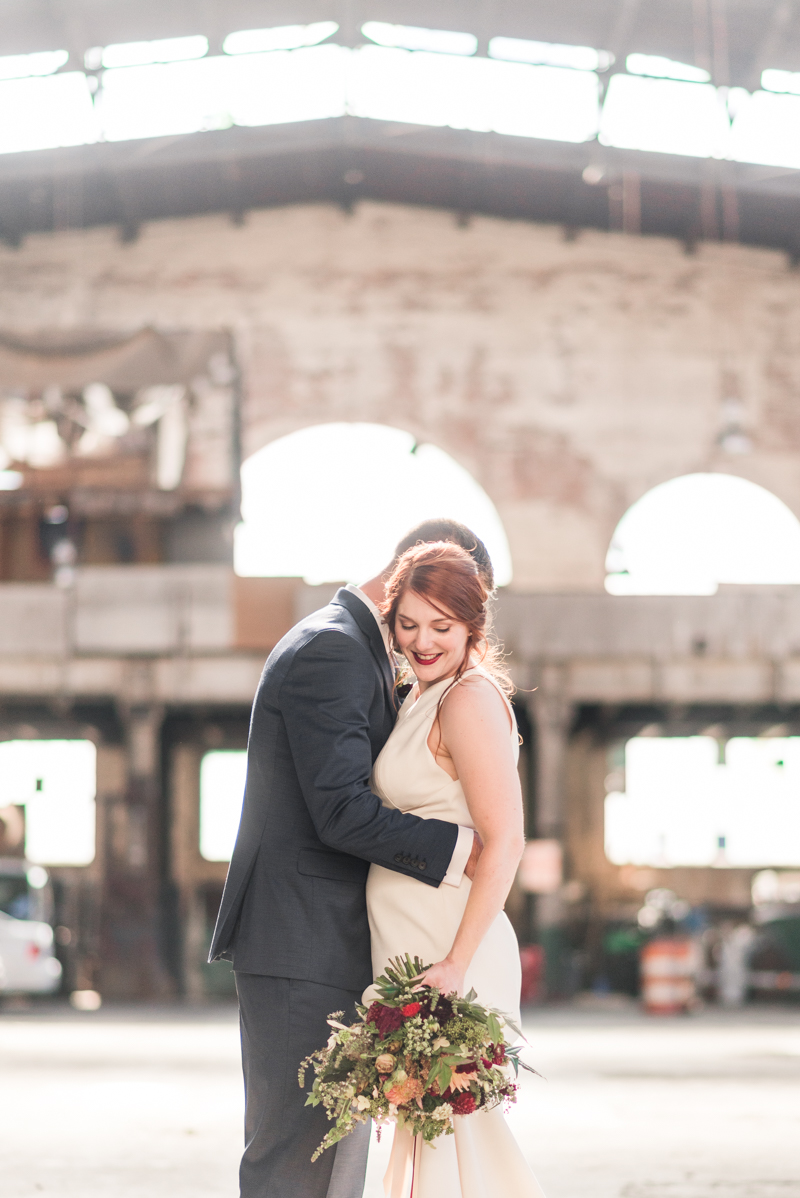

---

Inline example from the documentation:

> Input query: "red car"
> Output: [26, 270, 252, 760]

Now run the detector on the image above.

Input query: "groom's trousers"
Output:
[236, 972, 371, 1198]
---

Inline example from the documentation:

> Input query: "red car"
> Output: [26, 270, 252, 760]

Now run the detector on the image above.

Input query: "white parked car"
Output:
[0, 860, 62, 995]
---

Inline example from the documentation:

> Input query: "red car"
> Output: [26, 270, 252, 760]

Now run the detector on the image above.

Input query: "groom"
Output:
[210, 519, 491, 1198]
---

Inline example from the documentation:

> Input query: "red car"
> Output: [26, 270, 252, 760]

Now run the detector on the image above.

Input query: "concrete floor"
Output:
[2, 1000, 799, 1198]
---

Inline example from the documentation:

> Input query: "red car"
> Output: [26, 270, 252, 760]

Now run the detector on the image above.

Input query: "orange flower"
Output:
[386, 1077, 424, 1106]
[448, 1068, 478, 1092]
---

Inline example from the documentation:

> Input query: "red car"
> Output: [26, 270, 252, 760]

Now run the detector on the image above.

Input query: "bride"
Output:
[366, 540, 546, 1198]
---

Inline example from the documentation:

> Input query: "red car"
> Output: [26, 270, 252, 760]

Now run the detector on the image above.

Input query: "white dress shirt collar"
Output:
[345, 583, 393, 661]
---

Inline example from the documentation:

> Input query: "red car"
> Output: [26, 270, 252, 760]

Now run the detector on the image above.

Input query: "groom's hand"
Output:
[464, 831, 483, 880]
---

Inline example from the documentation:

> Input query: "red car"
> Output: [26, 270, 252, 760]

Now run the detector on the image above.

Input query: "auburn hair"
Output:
[380, 541, 513, 709]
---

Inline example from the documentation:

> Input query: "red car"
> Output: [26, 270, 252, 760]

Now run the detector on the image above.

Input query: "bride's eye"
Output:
[434, 627, 451, 634]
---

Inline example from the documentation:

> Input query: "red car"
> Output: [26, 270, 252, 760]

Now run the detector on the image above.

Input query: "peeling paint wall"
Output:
[2, 201, 799, 590]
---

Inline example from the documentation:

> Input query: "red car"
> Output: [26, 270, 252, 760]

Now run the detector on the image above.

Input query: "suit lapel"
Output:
[333, 589, 396, 712]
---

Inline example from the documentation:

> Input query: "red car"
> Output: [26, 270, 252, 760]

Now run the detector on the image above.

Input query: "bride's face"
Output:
[394, 590, 470, 689]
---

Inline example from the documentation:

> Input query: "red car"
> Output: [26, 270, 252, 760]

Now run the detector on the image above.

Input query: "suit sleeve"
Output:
[278, 630, 459, 887]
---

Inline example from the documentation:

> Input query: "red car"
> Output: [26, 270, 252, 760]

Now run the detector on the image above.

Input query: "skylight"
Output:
[361, 22, 477, 56]
[0, 50, 69, 80]
[6, 31, 800, 169]
[97, 57, 232, 141]
[0, 73, 99, 154]
[600, 73, 729, 158]
[348, 49, 600, 142]
[93, 35, 208, 70]
[626, 53, 710, 83]
[348, 47, 491, 130]
[729, 89, 800, 169]
[488, 37, 612, 72]
[227, 45, 347, 129]
[97, 46, 348, 141]
[761, 67, 800, 94]
[223, 22, 339, 55]
[490, 60, 600, 142]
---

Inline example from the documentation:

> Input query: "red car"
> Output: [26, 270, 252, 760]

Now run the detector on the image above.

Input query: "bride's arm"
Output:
[416, 677, 525, 996]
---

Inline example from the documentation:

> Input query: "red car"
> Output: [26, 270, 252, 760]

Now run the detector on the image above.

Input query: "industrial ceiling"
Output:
[1, 1, 799, 255]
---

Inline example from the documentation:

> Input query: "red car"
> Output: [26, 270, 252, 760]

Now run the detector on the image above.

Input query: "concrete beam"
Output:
[497, 588, 800, 662]
[0, 654, 263, 703]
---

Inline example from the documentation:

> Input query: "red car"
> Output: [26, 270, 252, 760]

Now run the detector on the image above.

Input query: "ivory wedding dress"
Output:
[366, 666, 546, 1198]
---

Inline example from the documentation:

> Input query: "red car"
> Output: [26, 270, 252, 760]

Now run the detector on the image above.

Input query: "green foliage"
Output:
[298, 954, 540, 1160]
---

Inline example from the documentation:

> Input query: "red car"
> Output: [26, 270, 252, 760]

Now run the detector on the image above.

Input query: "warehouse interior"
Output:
[0, 0, 799, 1005]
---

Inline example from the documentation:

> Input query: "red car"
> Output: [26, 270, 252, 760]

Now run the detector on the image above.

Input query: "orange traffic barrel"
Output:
[640, 938, 695, 1014]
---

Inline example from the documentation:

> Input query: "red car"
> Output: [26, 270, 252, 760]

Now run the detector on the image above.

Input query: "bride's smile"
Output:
[394, 590, 470, 690]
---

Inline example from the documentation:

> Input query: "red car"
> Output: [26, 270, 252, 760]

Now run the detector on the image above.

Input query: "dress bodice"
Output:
[365, 667, 544, 1197]
[372, 665, 519, 828]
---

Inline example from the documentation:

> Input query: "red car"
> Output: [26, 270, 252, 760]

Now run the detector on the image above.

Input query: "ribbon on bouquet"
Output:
[383, 1125, 420, 1198]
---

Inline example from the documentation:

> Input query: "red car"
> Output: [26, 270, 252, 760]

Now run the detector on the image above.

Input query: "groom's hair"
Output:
[392, 518, 495, 591]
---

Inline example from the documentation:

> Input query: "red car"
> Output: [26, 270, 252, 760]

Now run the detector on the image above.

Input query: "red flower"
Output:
[431, 995, 454, 1023]
[451, 1092, 477, 1115]
[482, 1045, 506, 1068]
[366, 1002, 404, 1037]
[401, 1002, 421, 1017]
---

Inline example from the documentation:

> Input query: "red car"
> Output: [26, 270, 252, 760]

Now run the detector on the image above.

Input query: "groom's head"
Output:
[392, 518, 495, 591]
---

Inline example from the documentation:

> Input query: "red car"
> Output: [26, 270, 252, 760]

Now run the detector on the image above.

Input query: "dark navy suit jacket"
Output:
[209, 588, 459, 992]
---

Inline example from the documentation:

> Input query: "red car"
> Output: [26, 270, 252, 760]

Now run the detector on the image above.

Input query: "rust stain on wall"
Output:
[493, 429, 598, 507]
[762, 358, 800, 448]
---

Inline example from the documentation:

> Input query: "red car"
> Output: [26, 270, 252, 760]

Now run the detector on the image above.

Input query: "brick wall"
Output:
[2, 201, 799, 590]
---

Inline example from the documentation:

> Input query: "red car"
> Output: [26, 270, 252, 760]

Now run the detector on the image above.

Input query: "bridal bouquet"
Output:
[298, 954, 536, 1160]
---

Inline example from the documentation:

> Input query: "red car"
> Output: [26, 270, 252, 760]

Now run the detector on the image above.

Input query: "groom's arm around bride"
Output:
[209, 520, 491, 1198]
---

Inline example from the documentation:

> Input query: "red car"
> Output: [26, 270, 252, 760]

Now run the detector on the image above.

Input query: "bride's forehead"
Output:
[397, 589, 458, 623]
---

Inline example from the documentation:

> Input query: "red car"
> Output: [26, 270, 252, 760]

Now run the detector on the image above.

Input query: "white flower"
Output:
[355, 1095, 371, 1111]
[432, 1037, 450, 1051]
[433, 1103, 453, 1120]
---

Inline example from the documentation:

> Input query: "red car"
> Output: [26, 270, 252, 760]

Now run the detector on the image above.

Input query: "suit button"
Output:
[418, 861, 426, 871]
[403, 856, 411, 865]
[394, 853, 403, 863]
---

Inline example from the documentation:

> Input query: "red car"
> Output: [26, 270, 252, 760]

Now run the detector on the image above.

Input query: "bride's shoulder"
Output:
[440, 671, 512, 731]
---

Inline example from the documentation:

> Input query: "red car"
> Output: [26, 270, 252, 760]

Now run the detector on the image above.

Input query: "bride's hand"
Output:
[414, 958, 465, 997]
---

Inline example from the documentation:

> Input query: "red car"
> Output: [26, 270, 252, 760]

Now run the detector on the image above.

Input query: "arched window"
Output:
[606, 473, 800, 595]
[234, 423, 512, 585]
